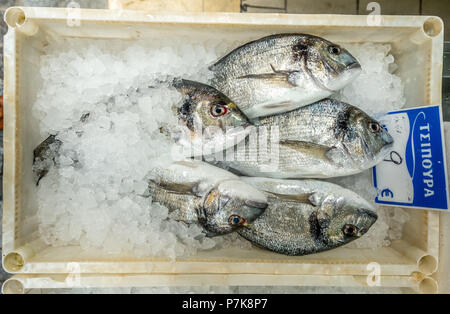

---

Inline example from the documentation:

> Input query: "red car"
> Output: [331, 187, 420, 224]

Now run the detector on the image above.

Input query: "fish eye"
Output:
[368, 122, 381, 133]
[342, 224, 359, 237]
[210, 104, 229, 118]
[228, 215, 246, 226]
[328, 45, 341, 55]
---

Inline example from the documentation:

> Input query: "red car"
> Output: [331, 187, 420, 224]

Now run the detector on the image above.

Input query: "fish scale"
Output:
[237, 198, 317, 256]
[148, 180, 199, 223]
[210, 33, 362, 119]
[237, 177, 378, 256]
[146, 161, 268, 237]
[208, 99, 394, 179]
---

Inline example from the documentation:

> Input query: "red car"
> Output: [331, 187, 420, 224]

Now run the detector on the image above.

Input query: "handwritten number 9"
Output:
[384, 151, 403, 165]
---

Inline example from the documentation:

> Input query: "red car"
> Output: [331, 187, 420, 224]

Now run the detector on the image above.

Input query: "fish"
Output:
[209, 33, 361, 119]
[147, 160, 268, 237]
[33, 135, 63, 185]
[207, 99, 394, 179]
[31, 80, 251, 184]
[32, 113, 91, 184]
[172, 79, 252, 157]
[237, 177, 378, 256]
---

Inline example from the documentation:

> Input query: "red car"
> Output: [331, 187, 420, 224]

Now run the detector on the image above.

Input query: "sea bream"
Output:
[209, 34, 361, 118]
[147, 160, 268, 237]
[237, 177, 378, 256]
[172, 79, 252, 157]
[208, 99, 394, 179]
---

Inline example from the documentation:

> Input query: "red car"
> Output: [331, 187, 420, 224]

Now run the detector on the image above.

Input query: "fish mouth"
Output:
[229, 111, 252, 128]
[379, 133, 394, 156]
[346, 62, 361, 70]
[377, 141, 394, 164]
[361, 208, 378, 221]
[384, 133, 394, 146]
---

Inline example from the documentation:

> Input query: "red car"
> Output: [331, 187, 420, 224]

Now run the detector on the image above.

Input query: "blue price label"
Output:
[373, 105, 449, 211]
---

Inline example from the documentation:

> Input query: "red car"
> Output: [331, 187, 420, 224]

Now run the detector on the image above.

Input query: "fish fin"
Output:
[244, 101, 297, 119]
[237, 64, 297, 87]
[260, 101, 296, 110]
[280, 140, 339, 164]
[205, 161, 246, 177]
[237, 72, 290, 82]
[266, 191, 315, 205]
[169, 208, 198, 224]
[173, 160, 199, 169]
[203, 230, 220, 238]
[266, 190, 323, 207]
[149, 179, 201, 196]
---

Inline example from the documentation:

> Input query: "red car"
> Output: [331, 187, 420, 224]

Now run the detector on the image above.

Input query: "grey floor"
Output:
[0, 0, 449, 293]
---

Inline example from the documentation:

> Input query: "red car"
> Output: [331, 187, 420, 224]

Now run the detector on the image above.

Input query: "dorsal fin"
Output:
[266, 191, 315, 205]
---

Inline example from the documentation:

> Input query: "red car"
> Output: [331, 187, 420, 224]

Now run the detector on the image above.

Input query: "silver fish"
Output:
[208, 99, 394, 179]
[209, 34, 361, 119]
[171, 79, 252, 157]
[147, 160, 268, 237]
[237, 177, 378, 256]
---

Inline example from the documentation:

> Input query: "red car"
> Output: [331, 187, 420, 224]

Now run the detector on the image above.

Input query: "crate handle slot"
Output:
[1, 278, 25, 295]
[3, 252, 25, 273]
[419, 277, 438, 294]
[423, 17, 443, 38]
[418, 254, 438, 275]
[4, 7, 39, 36]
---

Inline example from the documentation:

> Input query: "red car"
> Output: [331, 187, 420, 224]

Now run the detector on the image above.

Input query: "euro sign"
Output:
[381, 189, 394, 199]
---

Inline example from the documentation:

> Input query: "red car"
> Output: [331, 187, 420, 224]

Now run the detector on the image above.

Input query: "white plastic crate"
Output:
[1, 7, 446, 293]
[108, 0, 241, 12]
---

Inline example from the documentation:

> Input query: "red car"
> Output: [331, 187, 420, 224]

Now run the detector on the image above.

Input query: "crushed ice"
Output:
[33, 37, 409, 257]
